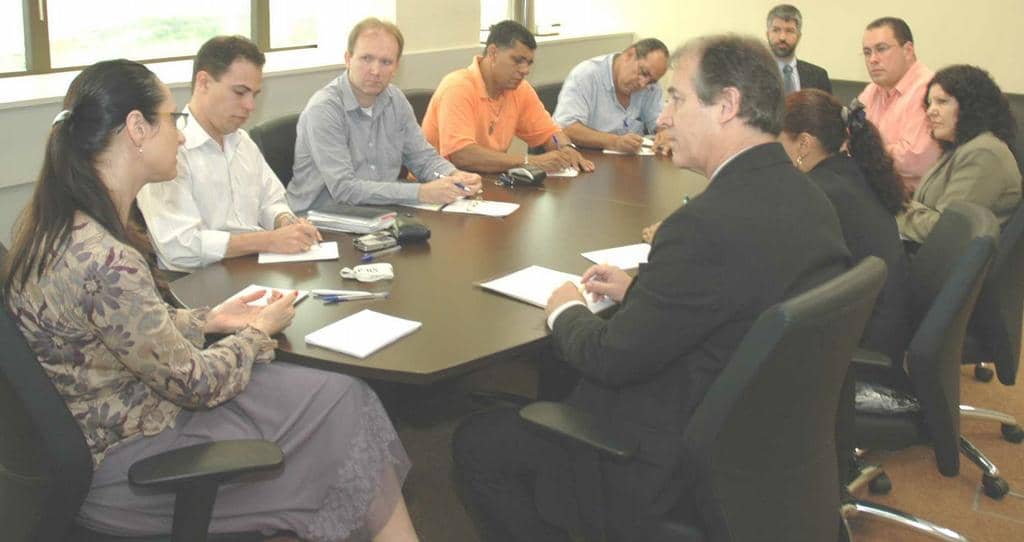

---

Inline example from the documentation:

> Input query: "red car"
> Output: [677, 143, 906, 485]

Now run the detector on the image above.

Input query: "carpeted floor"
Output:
[388, 358, 1024, 542]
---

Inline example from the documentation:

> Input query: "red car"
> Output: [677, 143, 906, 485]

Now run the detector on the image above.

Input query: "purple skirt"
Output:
[78, 363, 411, 542]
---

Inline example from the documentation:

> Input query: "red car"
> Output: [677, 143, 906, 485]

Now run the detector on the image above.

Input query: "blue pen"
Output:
[361, 245, 402, 262]
[322, 292, 388, 304]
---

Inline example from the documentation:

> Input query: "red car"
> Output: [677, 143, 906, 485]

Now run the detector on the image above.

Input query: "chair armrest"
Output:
[129, 439, 283, 490]
[519, 401, 637, 460]
[852, 347, 893, 370]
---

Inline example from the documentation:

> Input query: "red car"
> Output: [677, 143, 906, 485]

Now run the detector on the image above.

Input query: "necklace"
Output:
[487, 97, 503, 135]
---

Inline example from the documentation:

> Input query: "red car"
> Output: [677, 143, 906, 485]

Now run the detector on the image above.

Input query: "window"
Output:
[1, 2, 395, 78]
[47, 1, 250, 69]
[0, 1, 25, 73]
[480, 1, 623, 41]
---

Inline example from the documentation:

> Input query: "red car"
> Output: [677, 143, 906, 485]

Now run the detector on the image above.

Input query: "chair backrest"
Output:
[680, 257, 887, 542]
[0, 302, 94, 541]
[967, 202, 1024, 384]
[906, 200, 998, 476]
[249, 113, 300, 187]
[534, 82, 562, 115]
[403, 88, 433, 125]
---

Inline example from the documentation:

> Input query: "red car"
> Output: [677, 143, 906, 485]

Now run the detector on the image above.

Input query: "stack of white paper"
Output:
[602, 148, 655, 156]
[258, 241, 339, 264]
[549, 167, 579, 178]
[479, 265, 616, 313]
[581, 243, 651, 270]
[306, 205, 396, 234]
[305, 309, 422, 358]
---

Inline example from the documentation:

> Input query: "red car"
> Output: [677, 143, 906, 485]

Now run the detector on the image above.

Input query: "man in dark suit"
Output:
[767, 4, 833, 94]
[452, 34, 850, 541]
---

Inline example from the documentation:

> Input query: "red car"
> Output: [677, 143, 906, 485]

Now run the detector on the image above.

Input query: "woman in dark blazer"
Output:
[780, 89, 911, 365]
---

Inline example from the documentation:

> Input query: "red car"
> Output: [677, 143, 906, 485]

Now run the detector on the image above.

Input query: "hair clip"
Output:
[52, 109, 72, 126]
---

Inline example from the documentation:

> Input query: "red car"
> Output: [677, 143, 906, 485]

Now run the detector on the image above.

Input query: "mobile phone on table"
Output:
[354, 232, 398, 252]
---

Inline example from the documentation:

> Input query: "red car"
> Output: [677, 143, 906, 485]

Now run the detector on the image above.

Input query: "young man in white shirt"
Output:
[137, 35, 320, 271]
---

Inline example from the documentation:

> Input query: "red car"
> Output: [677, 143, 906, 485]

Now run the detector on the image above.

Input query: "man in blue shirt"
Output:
[287, 18, 481, 212]
[553, 39, 670, 154]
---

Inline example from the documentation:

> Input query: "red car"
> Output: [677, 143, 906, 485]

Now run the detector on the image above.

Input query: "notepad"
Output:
[229, 284, 309, 306]
[479, 265, 615, 313]
[306, 205, 396, 234]
[581, 243, 651, 270]
[258, 241, 339, 264]
[305, 309, 422, 359]
[549, 167, 579, 177]
[602, 148, 655, 156]
[400, 199, 519, 217]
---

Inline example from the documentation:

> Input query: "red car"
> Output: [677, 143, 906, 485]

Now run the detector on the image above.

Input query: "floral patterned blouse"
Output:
[7, 214, 276, 467]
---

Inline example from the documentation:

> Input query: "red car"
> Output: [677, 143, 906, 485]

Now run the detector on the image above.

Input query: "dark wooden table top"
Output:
[169, 151, 709, 384]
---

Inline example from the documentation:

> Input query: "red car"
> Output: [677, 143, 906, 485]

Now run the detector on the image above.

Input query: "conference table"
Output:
[169, 151, 710, 385]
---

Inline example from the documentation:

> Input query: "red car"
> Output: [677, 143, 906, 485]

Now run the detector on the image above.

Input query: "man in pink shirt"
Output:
[858, 17, 940, 193]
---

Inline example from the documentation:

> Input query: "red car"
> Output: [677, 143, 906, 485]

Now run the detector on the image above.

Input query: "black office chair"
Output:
[957, 202, 1024, 446]
[962, 202, 1024, 384]
[248, 113, 300, 188]
[0, 301, 285, 542]
[534, 82, 562, 115]
[851, 201, 1005, 507]
[520, 257, 888, 542]
[403, 88, 433, 125]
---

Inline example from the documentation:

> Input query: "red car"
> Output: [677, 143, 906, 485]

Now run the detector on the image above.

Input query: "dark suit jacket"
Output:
[810, 154, 911, 364]
[798, 59, 833, 94]
[545, 143, 850, 535]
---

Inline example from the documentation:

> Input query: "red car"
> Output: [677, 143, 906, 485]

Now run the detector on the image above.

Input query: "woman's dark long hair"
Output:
[926, 64, 1017, 159]
[2, 59, 165, 299]
[783, 89, 907, 215]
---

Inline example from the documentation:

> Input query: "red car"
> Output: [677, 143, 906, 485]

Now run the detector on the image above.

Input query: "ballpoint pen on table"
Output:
[361, 245, 402, 262]
[311, 289, 376, 298]
[320, 292, 389, 304]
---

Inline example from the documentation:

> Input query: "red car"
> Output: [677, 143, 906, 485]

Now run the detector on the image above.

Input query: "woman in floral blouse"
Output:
[1, 59, 417, 541]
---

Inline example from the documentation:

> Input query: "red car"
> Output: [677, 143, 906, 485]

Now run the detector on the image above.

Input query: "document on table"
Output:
[400, 199, 519, 217]
[479, 265, 616, 313]
[228, 284, 309, 306]
[305, 309, 423, 359]
[602, 148, 655, 156]
[549, 167, 579, 177]
[581, 243, 651, 270]
[258, 241, 339, 264]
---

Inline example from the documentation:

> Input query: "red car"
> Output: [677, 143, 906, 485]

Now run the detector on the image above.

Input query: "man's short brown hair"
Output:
[347, 18, 405, 59]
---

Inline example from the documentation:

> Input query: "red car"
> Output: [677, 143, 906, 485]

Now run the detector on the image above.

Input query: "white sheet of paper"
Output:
[305, 309, 422, 359]
[229, 284, 309, 306]
[479, 265, 615, 313]
[602, 148, 655, 156]
[642, 136, 655, 147]
[548, 167, 579, 177]
[581, 243, 651, 270]
[258, 241, 339, 264]
[442, 199, 519, 217]
[399, 202, 445, 211]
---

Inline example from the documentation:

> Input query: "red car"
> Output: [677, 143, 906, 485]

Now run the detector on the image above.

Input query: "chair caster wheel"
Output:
[983, 474, 1009, 499]
[1002, 423, 1024, 443]
[868, 473, 892, 495]
[974, 364, 994, 382]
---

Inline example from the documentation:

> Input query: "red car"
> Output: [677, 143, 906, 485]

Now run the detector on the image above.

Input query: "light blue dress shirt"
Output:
[287, 72, 455, 212]
[552, 53, 662, 135]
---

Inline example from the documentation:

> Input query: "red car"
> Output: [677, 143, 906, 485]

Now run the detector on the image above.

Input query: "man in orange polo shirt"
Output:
[422, 20, 595, 174]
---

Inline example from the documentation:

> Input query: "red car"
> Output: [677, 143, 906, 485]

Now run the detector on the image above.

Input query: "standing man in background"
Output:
[766, 4, 832, 94]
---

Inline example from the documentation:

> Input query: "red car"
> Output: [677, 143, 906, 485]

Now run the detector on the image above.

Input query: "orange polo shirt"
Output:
[422, 56, 560, 158]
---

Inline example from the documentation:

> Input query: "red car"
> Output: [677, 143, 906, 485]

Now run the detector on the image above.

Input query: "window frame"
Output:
[2, 0, 315, 79]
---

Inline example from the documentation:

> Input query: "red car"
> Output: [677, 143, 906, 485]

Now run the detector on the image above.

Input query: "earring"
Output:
[796, 154, 805, 168]
[137, 145, 143, 154]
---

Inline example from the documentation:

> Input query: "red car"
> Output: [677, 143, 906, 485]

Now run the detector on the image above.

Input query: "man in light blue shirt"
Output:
[288, 18, 481, 212]
[553, 38, 669, 154]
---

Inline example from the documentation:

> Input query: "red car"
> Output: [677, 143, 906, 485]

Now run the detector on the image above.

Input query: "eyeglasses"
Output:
[862, 42, 898, 58]
[162, 111, 189, 130]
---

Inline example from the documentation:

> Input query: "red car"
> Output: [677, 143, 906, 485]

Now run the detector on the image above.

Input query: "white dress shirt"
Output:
[137, 105, 293, 271]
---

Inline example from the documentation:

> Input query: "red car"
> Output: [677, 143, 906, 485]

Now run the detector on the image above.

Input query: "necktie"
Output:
[783, 64, 797, 95]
